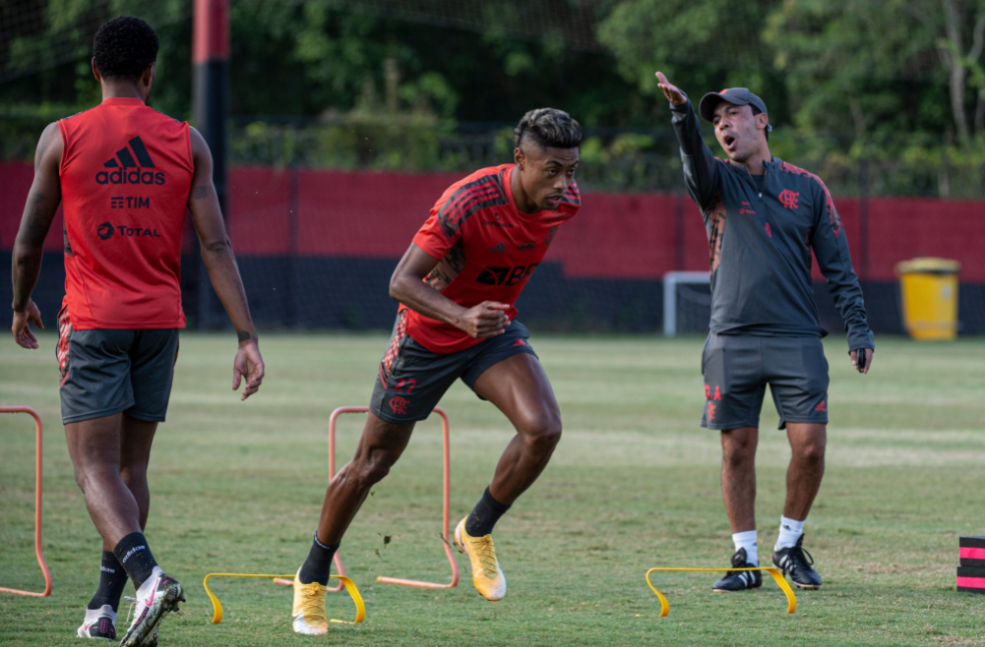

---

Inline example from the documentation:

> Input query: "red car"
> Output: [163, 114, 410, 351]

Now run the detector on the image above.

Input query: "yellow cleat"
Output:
[454, 518, 506, 601]
[291, 568, 329, 636]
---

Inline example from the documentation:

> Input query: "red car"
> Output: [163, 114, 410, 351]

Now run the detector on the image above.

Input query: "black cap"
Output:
[698, 88, 769, 123]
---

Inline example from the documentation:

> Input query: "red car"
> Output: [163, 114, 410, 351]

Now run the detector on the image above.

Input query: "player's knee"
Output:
[795, 439, 826, 466]
[722, 435, 756, 467]
[72, 465, 89, 492]
[72, 461, 114, 493]
[520, 413, 562, 453]
[354, 451, 399, 486]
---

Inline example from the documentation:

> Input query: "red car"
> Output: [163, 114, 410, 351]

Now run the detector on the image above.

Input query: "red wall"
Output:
[3, 162, 982, 281]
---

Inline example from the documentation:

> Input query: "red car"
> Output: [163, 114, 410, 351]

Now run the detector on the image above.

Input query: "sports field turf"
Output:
[2, 333, 984, 646]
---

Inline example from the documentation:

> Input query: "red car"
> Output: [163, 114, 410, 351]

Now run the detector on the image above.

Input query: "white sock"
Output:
[775, 516, 806, 550]
[84, 605, 117, 623]
[135, 565, 163, 599]
[732, 530, 759, 566]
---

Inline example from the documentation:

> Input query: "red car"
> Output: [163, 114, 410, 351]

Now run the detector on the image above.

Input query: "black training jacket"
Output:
[670, 96, 874, 351]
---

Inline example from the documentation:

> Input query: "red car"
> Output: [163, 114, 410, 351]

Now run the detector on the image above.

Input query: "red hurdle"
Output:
[0, 406, 53, 597]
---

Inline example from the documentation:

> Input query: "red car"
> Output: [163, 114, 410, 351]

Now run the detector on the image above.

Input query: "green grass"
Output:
[2, 332, 985, 646]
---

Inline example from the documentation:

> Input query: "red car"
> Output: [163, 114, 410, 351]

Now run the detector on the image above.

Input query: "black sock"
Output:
[465, 486, 511, 537]
[113, 532, 158, 589]
[298, 533, 339, 586]
[87, 551, 130, 612]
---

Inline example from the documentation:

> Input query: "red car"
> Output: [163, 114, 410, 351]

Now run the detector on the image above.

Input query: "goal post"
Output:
[663, 271, 711, 337]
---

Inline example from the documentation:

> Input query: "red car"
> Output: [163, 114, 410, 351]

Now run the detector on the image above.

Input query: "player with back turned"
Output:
[10, 16, 264, 646]
[656, 71, 874, 592]
[289, 108, 581, 635]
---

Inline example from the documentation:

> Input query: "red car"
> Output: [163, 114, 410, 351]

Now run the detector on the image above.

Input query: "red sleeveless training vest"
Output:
[57, 97, 193, 329]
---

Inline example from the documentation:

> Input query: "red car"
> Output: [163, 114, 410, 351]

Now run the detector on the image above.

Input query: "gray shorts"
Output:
[700, 332, 829, 430]
[369, 312, 538, 424]
[57, 306, 179, 425]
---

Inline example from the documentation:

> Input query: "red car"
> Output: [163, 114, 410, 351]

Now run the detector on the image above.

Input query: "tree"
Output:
[937, 0, 985, 140]
[597, 0, 777, 99]
[766, 0, 985, 145]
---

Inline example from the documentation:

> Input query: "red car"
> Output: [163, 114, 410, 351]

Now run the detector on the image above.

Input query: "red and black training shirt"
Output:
[405, 163, 580, 354]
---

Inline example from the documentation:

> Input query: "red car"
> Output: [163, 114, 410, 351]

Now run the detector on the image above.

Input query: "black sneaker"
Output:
[772, 533, 822, 589]
[712, 548, 763, 592]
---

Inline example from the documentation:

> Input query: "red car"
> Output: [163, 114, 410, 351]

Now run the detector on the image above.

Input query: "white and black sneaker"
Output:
[712, 547, 763, 592]
[773, 533, 822, 589]
[120, 568, 183, 647]
[76, 605, 116, 640]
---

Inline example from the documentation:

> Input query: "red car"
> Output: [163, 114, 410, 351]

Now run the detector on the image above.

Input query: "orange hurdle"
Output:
[331, 407, 459, 589]
[273, 406, 459, 592]
[0, 406, 53, 597]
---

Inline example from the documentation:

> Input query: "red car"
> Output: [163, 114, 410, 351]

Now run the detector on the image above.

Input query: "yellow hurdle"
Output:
[645, 567, 796, 616]
[202, 573, 366, 625]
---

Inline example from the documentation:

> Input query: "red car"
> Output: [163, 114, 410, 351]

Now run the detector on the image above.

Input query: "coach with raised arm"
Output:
[656, 71, 874, 592]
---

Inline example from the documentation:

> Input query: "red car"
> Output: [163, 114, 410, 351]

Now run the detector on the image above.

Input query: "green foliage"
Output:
[3, 0, 985, 196]
[597, 0, 775, 97]
[596, 0, 985, 196]
[764, 0, 945, 139]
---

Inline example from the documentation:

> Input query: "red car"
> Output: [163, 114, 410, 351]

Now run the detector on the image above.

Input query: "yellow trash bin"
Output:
[896, 258, 961, 341]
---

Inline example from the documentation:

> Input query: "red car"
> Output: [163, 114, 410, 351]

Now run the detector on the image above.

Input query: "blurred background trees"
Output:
[2, 0, 984, 196]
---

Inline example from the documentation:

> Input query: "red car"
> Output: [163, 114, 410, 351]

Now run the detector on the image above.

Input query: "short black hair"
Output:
[514, 108, 582, 150]
[93, 16, 159, 81]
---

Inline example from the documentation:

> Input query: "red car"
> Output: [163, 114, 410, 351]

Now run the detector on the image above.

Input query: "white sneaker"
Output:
[119, 568, 184, 647]
[76, 604, 116, 640]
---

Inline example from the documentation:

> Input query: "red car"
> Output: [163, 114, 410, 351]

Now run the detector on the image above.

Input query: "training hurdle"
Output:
[203, 572, 365, 625]
[271, 406, 459, 592]
[0, 407, 53, 597]
[645, 567, 796, 616]
[326, 406, 459, 589]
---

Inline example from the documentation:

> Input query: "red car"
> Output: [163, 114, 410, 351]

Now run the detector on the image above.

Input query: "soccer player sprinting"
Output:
[656, 72, 874, 591]
[290, 109, 581, 635]
[10, 16, 265, 645]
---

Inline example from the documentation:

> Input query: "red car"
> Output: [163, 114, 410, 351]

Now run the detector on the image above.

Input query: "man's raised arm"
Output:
[657, 71, 721, 212]
[11, 122, 63, 349]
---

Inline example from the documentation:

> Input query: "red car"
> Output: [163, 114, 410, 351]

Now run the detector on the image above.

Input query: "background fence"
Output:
[2, 161, 983, 337]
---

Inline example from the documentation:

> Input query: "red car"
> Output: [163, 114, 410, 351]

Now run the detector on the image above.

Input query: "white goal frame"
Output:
[663, 271, 711, 337]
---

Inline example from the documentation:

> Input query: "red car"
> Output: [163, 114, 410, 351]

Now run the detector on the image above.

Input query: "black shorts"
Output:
[57, 305, 179, 425]
[700, 333, 829, 430]
[369, 314, 538, 424]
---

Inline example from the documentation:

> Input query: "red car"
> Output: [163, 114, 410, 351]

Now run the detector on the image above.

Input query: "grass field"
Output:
[2, 332, 985, 646]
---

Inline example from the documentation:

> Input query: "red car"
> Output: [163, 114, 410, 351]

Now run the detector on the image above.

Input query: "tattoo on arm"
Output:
[194, 185, 210, 199]
[237, 330, 252, 343]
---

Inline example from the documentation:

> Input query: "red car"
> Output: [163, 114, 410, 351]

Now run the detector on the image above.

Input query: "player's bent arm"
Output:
[188, 127, 264, 398]
[11, 123, 63, 348]
[389, 243, 509, 339]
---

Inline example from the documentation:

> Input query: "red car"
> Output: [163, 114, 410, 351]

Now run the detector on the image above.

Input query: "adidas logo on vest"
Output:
[95, 137, 166, 185]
